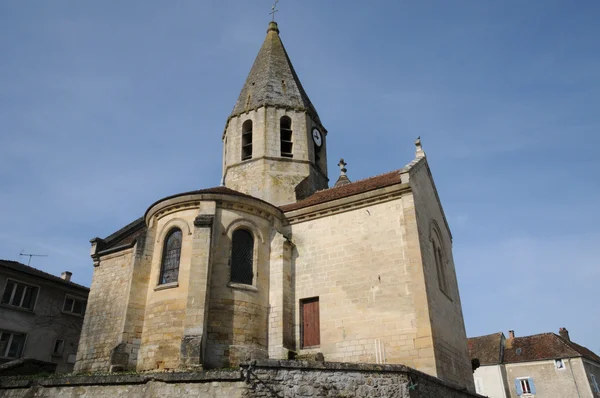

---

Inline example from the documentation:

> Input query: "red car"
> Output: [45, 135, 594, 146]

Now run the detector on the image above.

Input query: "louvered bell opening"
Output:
[231, 229, 254, 285]
[280, 128, 293, 158]
[242, 120, 253, 161]
[280, 116, 293, 158]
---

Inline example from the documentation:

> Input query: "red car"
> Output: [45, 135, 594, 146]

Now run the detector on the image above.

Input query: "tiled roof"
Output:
[468, 333, 503, 365]
[470, 332, 600, 365]
[504, 333, 585, 363]
[280, 169, 404, 212]
[0, 259, 89, 291]
[229, 21, 320, 124]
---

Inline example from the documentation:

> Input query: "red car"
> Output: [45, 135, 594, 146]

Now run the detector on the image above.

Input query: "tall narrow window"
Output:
[0, 331, 26, 359]
[435, 247, 448, 293]
[431, 225, 449, 296]
[301, 297, 320, 348]
[242, 120, 253, 160]
[159, 228, 182, 285]
[231, 229, 254, 285]
[280, 116, 293, 158]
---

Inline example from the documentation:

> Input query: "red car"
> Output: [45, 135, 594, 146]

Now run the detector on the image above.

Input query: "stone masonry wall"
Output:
[409, 161, 475, 390]
[288, 193, 438, 375]
[204, 206, 275, 368]
[75, 249, 135, 372]
[223, 107, 328, 206]
[0, 360, 483, 398]
[137, 208, 198, 371]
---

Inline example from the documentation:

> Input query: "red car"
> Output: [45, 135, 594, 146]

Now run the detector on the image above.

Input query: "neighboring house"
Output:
[469, 328, 600, 397]
[74, 19, 475, 390]
[0, 260, 89, 373]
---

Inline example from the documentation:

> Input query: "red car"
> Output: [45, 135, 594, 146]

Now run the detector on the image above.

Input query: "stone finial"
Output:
[415, 136, 426, 159]
[267, 21, 279, 33]
[415, 137, 426, 158]
[338, 158, 347, 176]
[334, 158, 351, 188]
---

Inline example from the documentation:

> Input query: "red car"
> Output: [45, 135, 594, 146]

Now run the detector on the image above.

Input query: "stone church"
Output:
[75, 21, 474, 389]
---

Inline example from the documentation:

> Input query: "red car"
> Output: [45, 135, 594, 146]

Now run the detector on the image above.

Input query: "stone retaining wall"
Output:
[0, 360, 482, 398]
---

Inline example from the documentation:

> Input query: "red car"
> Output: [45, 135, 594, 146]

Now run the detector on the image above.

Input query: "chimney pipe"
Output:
[508, 330, 515, 339]
[559, 327, 570, 341]
[61, 271, 72, 282]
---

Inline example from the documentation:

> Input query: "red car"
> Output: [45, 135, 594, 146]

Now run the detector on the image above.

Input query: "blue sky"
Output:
[1, 1, 599, 353]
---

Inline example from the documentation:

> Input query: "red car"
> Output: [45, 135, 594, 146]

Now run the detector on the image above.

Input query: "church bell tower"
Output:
[222, 21, 329, 206]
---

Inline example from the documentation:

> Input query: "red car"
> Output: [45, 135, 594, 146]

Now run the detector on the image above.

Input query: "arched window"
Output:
[431, 226, 449, 295]
[280, 116, 293, 158]
[159, 228, 182, 285]
[231, 229, 254, 285]
[242, 120, 253, 160]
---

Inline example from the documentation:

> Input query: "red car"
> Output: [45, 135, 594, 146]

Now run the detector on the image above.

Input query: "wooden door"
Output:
[301, 298, 320, 348]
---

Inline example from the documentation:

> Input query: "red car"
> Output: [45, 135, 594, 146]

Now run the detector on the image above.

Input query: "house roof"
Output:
[228, 21, 321, 124]
[469, 332, 600, 365]
[467, 333, 503, 365]
[0, 259, 89, 291]
[280, 169, 405, 212]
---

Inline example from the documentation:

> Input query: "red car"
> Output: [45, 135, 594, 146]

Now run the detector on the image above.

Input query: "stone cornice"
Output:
[284, 183, 411, 224]
[146, 192, 285, 228]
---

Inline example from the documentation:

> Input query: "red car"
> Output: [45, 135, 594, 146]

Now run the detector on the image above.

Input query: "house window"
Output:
[159, 228, 182, 285]
[63, 295, 87, 315]
[431, 227, 449, 295]
[0, 331, 26, 359]
[52, 339, 65, 356]
[591, 374, 599, 393]
[280, 116, 293, 158]
[1, 280, 38, 310]
[555, 359, 565, 369]
[231, 229, 254, 285]
[515, 377, 536, 395]
[301, 297, 320, 348]
[242, 120, 253, 160]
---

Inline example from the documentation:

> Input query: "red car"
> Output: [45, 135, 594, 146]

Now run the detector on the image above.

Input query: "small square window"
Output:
[52, 339, 64, 356]
[63, 295, 86, 316]
[515, 377, 536, 395]
[555, 359, 565, 369]
[591, 374, 599, 393]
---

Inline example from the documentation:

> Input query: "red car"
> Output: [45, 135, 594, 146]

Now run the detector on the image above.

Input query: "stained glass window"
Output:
[231, 229, 254, 285]
[159, 229, 182, 284]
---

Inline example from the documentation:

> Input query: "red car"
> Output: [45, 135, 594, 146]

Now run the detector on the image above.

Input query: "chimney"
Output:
[559, 327, 570, 341]
[508, 330, 515, 340]
[61, 271, 72, 282]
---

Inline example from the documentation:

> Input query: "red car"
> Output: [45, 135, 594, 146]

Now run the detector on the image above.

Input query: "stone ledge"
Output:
[240, 359, 479, 397]
[0, 370, 243, 389]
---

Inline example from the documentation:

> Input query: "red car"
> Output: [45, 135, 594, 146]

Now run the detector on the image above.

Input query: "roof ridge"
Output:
[313, 168, 403, 195]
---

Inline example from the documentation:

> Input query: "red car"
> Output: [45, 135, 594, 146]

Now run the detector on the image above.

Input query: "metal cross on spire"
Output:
[270, 0, 279, 22]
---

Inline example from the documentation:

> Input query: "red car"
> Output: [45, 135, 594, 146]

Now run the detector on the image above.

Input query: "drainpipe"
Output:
[568, 358, 582, 398]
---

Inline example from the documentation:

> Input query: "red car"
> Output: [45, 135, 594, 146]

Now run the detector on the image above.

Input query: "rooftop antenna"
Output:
[19, 251, 48, 266]
[270, 0, 279, 21]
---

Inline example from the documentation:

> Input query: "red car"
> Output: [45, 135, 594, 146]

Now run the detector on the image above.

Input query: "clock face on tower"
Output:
[312, 128, 323, 147]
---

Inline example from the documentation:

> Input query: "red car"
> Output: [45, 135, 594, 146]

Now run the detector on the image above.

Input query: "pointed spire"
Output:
[230, 21, 320, 123]
[334, 158, 351, 187]
[415, 136, 426, 159]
